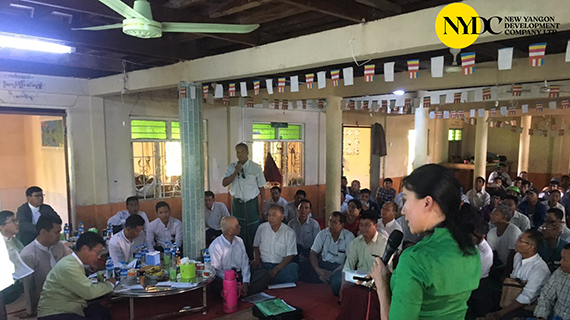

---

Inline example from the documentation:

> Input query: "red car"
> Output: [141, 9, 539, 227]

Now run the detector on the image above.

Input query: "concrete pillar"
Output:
[474, 111, 489, 183]
[517, 115, 531, 174]
[413, 107, 428, 169]
[179, 82, 205, 259]
[432, 119, 449, 163]
[325, 96, 342, 220]
[370, 123, 381, 196]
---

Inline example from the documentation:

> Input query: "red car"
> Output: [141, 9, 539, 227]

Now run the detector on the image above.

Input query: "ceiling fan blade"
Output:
[99, 0, 149, 20]
[162, 22, 260, 34]
[71, 23, 124, 31]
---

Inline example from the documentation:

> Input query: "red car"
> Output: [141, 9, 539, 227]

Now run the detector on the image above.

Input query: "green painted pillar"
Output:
[179, 82, 205, 259]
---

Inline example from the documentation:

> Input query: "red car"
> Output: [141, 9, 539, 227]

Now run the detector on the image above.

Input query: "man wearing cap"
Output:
[519, 188, 548, 228]
[506, 186, 521, 201]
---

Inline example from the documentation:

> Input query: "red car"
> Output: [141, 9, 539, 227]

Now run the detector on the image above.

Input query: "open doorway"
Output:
[342, 126, 371, 189]
[0, 108, 70, 225]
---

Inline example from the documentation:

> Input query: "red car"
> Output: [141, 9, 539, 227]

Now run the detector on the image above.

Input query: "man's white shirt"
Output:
[205, 202, 230, 231]
[253, 222, 297, 264]
[209, 235, 251, 283]
[108, 230, 145, 267]
[224, 159, 266, 201]
[146, 217, 183, 249]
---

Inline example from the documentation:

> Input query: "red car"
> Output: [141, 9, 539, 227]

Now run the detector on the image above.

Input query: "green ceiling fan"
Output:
[72, 0, 260, 39]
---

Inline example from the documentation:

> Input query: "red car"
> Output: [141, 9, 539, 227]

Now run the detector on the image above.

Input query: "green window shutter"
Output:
[131, 120, 167, 140]
[279, 125, 302, 140]
[171, 121, 180, 140]
[253, 123, 276, 140]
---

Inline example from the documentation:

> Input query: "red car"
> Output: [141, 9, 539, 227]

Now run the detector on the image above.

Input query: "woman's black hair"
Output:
[347, 198, 363, 211]
[403, 164, 477, 255]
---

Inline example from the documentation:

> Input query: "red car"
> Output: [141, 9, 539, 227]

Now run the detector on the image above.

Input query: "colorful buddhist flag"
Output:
[536, 103, 543, 112]
[407, 59, 419, 79]
[202, 85, 209, 99]
[229, 83, 236, 97]
[512, 84, 522, 96]
[458, 109, 465, 119]
[559, 129, 565, 136]
[281, 99, 288, 110]
[318, 99, 324, 109]
[529, 43, 546, 67]
[490, 108, 497, 117]
[562, 99, 569, 109]
[302, 99, 307, 109]
[253, 80, 260, 95]
[274, 99, 279, 109]
[436, 111, 443, 119]
[461, 52, 475, 75]
[179, 87, 186, 99]
[222, 95, 229, 106]
[482, 88, 491, 100]
[331, 70, 340, 86]
[454, 92, 461, 104]
[278, 78, 286, 93]
[549, 86, 560, 98]
[363, 100, 369, 111]
[348, 100, 355, 110]
[364, 65, 375, 82]
[247, 98, 254, 108]
[450, 111, 457, 119]
[423, 96, 431, 108]
[508, 106, 516, 115]
[381, 100, 387, 113]
[306, 74, 314, 89]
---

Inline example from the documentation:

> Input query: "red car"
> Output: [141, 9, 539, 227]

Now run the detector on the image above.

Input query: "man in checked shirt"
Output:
[534, 243, 570, 320]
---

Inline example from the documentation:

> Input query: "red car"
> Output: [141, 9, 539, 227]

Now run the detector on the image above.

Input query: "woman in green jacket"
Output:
[371, 164, 482, 320]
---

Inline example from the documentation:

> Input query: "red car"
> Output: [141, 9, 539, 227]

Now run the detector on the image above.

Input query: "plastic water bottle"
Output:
[141, 244, 147, 266]
[134, 246, 142, 269]
[78, 222, 84, 236]
[204, 249, 211, 271]
[119, 261, 128, 287]
[173, 242, 181, 265]
[63, 223, 70, 241]
[107, 223, 113, 240]
[105, 257, 114, 279]
[163, 242, 171, 268]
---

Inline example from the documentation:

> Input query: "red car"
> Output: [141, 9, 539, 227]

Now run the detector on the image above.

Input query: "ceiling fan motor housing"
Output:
[123, 18, 162, 38]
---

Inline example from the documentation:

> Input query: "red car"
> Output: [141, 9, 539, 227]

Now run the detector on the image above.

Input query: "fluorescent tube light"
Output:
[393, 90, 405, 96]
[0, 34, 75, 54]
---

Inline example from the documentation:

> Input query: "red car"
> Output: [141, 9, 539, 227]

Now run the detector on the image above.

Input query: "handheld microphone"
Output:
[381, 230, 404, 265]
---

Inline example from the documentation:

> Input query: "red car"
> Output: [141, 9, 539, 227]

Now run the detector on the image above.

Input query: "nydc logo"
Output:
[435, 3, 502, 49]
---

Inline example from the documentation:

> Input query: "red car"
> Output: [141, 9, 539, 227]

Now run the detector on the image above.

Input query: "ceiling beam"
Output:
[162, 0, 207, 9]
[275, 0, 378, 23]
[195, 31, 259, 47]
[355, 0, 401, 13]
[0, 48, 125, 73]
[208, 0, 272, 18]
[16, 0, 121, 20]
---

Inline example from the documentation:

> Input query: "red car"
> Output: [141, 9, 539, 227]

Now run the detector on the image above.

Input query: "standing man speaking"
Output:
[223, 143, 266, 260]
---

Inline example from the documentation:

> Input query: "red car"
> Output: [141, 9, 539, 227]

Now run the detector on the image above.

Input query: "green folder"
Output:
[255, 298, 295, 316]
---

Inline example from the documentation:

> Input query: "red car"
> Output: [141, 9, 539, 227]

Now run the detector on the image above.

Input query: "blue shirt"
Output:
[518, 201, 547, 228]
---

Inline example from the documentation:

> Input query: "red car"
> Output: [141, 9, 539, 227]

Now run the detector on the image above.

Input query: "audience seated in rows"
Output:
[287, 199, 320, 278]
[349, 180, 361, 199]
[545, 208, 570, 242]
[108, 214, 145, 267]
[204, 191, 230, 246]
[359, 188, 380, 214]
[533, 243, 570, 320]
[487, 204, 522, 267]
[481, 195, 502, 222]
[107, 196, 149, 235]
[488, 163, 512, 187]
[264, 186, 289, 222]
[16, 186, 59, 246]
[375, 178, 396, 208]
[37, 232, 115, 320]
[501, 195, 531, 232]
[467, 176, 491, 211]
[344, 199, 362, 237]
[286, 190, 306, 223]
[20, 215, 72, 317]
[146, 201, 183, 251]
[519, 188, 548, 228]
[538, 221, 568, 273]
[542, 189, 566, 217]
[252, 204, 298, 285]
[378, 202, 403, 238]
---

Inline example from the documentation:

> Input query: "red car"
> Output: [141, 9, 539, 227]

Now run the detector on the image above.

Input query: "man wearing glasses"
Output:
[16, 186, 59, 246]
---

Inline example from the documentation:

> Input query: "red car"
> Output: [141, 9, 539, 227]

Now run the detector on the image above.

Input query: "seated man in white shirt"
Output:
[252, 204, 298, 285]
[287, 199, 320, 258]
[487, 204, 522, 267]
[264, 186, 289, 222]
[107, 196, 149, 235]
[108, 214, 145, 267]
[545, 208, 570, 242]
[500, 195, 531, 232]
[146, 201, 182, 252]
[485, 230, 551, 320]
[209, 216, 269, 297]
[466, 176, 491, 211]
[20, 214, 72, 317]
[378, 202, 403, 237]
[309, 211, 355, 296]
[204, 191, 230, 246]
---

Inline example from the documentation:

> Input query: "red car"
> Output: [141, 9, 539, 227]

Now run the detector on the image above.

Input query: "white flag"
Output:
[240, 82, 248, 97]
[500, 106, 507, 116]
[443, 111, 450, 119]
[266, 79, 273, 95]
[215, 84, 223, 98]
[429, 111, 435, 119]
[522, 104, 529, 113]
[470, 109, 476, 118]
[474, 88, 483, 101]
[565, 40, 570, 62]
[317, 71, 326, 89]
[498, 47, 514, 70]
[431, 56, 444, 78]
[290, 76, 299, 92]
[478, 108, 485, 118]
[343, 67, 354, 86]
[384, 62, 395, 82]
[549, 101, 557, 110]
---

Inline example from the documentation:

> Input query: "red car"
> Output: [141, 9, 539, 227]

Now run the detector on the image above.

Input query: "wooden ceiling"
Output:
[0, 0, 457, 78]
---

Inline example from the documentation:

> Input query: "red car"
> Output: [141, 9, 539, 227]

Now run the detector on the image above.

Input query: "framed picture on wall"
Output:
[41, 120, 64, 147]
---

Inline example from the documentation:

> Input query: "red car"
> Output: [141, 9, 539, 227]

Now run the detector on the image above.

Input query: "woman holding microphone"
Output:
[371, 164, 481, 319]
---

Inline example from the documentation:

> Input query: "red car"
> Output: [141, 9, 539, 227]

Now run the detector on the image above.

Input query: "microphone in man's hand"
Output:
[381, 230, 404, 265]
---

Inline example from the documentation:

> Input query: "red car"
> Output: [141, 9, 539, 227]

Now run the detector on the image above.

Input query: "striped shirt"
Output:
[534, 268, 570, 319]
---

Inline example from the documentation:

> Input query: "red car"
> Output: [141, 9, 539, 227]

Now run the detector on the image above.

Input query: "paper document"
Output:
[242, 292, 275, 303]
